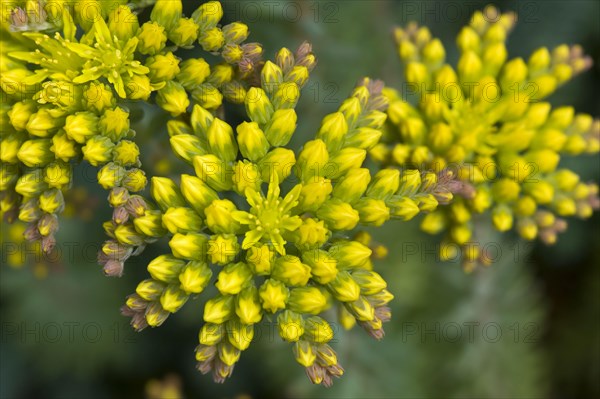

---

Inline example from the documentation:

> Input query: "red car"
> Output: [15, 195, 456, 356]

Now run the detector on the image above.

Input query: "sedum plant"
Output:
[371, 6, 599, 271]
[3, 0, 594, 390]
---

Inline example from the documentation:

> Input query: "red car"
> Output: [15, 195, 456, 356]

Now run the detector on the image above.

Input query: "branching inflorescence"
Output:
[103, 48, 453, 386]
[371, 6, 599, 271]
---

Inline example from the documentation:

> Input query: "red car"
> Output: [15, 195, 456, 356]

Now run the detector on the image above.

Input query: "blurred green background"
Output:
[1, 1, 599, 398]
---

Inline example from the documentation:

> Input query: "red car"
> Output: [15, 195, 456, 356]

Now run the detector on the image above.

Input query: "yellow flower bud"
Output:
[292, 212, 331, 249]
[388, 196, 420, 221]
[514, 196, 537, 217]
[151, 176, 186, 211]
[156, 81, 189, 116]
[296, 139, 329, 182]
[124, 75, 152, 101]
[225, 319, 253, 352]
[554, 197, 576, 216]
[177, 58, 211, 90]
[17, 139, 54, 167]
[150, 0, 182, 30]
[288, 287, 328, 315]
[237, 121, 269, 161]
[26, 108, 63, 137]
[167, 18, 200, 47]
[278, 310, 305, 342]
[137, 22, 167, 55]
[271, 255, 311, 287]
[18, 199, 41, 223]
[136, 279, 165, 301]
[492, 205, 513, 232]
[330, 240, 372, 269]
[205, 199, 241, 234]
[169, 233, 208, 260]
[367, 169, 400, 200]
[423, 38, 446, 65]
[528, 47, 551, 73]
[525, 181, 555, 205]
[304, 317, 334, 344]
[296, 177, 332, 211]
[38, 188, 64, 214]
[245, 87, 274, 125]
[500, 58, 527, 90]
[145, 302, 170, 327]
[264, 109, 297, 147]
[9, 101, 36, 131]
[458, 51, 482, 83]
[162, 207, 203, 234]
[64, 112, 98, 144]
[204, 295, 234, 324]
[258, 148, 296, 183]
[352, 269, 387, 295]
[223, 22, 249, 44]
[15, 170, 48, 197]
[261, 61, 283, 95]
[285, 65, 310, 88]
[99, 107, 130, 141]
[420, 211, 447, 234]
[354, 198, 390, 226]
[121, 168, 144, 195]
[113, 140, 140, 167]
[180, 174, 219, 215]
[316, 112, 348, 153]
[294, 340, 316, 367]
[97, 163, 125, 189]
[273, 82, 300, 110]
[259, 279, 289, 313]
[147, 52, 180, 82]
[302, 249, 338, 284]
[491, 178, 521, 202]
[405, 62, 428, 86]
[215, 262, 253, 295]
[328, 271, 361, 302]
[205, 118, 237, 163]
[450, 224, 472, 245]
[331, 168, 370, 204]
[245, 244, 273, 275]
[525, 150, 560, 174]
[198, 27, 225, 52]
[192, 1, 223, 28]
[316, 199, 359, 231]
[1, 134, 24, 164]
[133, 210, 167, 238]
[179, 261, 212, 294]
[326, 148, 366, 179]
[160, 284, 189, 313]
[235, 285, 263, 325]
[456, 26, 480, 52]
[82, 136, 114, 166]
[199, 323, 224, 346]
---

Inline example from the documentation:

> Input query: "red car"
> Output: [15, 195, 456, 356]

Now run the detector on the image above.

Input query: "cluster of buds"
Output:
[103, 40, 453, 384]
[1, 0, 261, 253]
[371, 5, 599, 271]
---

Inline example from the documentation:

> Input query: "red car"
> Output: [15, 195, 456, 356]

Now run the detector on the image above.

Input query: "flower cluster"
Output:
[371, 6, 599, 271]
[1, 0, 260, 252]
[101, 40, 453, 383]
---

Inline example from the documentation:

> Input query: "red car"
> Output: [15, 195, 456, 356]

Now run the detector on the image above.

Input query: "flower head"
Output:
[103, 42, 451, 385]
[375, 5, 599, 271]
